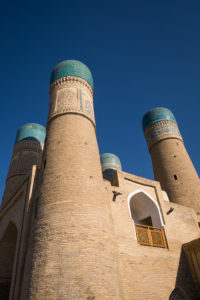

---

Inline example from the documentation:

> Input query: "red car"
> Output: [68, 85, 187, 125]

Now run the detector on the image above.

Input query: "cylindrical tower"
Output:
[22, 60, 122, 299]
[1, 123, 46, 207]
[142, 107, 200, 213]
[100, 153, 122, 179]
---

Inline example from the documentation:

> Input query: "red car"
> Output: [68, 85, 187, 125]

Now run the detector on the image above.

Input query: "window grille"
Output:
[135, 224, 167, 248]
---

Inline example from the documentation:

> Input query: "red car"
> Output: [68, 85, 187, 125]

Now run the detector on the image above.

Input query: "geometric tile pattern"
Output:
[144, 120, 182, 148]
[48, 76, 95, 125]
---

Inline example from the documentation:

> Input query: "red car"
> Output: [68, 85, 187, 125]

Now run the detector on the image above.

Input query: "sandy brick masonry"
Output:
[106, 170, 200, 299]
[2, 140, 43, 207]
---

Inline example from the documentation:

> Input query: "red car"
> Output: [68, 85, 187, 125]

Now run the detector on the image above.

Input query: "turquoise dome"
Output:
[142, 107, 176, 131]
[100, 153, 122, 170]
[15, 123, 46, 144]
[50, 60, 93, 88]
[100, 153, 122, 178]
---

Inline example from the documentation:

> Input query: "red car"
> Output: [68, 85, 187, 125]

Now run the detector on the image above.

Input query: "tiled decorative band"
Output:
[144, 120, 182, 149]
[48, 76, 95, 126]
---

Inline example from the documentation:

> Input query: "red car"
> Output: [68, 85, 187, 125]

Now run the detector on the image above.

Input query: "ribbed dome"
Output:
[15, 123, 46, 144]
[50, 60, 93, 88]
[142, 107, 176, 131]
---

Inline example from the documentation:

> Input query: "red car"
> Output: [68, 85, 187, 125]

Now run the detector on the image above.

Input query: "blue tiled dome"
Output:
[100, 153, 122, 169]
[142, 107, 176, 131]
[50, 60, 93, 88]
[15, 123, 46, 144]
[100, 153, 122, 179]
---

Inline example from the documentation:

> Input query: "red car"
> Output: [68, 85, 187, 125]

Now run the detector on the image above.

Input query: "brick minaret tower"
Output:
[21, 60, 122, 299]
[0, 123, 45, 299]
[1, 123, 46, 207]
[143, 107, 200, 213]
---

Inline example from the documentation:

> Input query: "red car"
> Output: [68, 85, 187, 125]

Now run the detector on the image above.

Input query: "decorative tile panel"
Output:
[48, 76, 95, 125]
[144, 120, 182, 148]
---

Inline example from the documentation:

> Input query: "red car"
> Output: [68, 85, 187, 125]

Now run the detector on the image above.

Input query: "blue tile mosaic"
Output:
[145, 121, 182, 146]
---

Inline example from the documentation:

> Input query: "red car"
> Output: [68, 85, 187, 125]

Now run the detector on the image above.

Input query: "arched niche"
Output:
[0, 221, 18, 300]
[128, 190, 163, 228]
[128, 190, 167, 248]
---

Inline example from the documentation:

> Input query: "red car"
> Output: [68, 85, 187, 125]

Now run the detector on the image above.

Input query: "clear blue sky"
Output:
[1, 0, 200, 201]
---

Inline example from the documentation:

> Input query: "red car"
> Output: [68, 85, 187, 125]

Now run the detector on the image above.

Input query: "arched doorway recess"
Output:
[128, 190, 167, 248]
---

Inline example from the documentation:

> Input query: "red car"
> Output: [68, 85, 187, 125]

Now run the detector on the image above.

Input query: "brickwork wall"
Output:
[106, 170, 200, 300]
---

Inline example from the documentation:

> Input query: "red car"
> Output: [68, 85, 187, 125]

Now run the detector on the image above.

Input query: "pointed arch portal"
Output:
[128, 190, 167, 248]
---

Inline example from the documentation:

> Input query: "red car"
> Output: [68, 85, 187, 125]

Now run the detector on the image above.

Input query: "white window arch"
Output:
[127, 190, 167, 248]
[127, 189, 164, 227]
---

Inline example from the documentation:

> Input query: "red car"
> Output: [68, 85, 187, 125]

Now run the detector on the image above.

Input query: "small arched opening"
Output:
[0, 221, 18, 300]
[128, 191, 167, 248]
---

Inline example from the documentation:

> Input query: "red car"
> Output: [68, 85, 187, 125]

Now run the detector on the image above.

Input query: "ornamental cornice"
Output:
[145, 120, 177, 131]
[49, 76, 93, 97]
